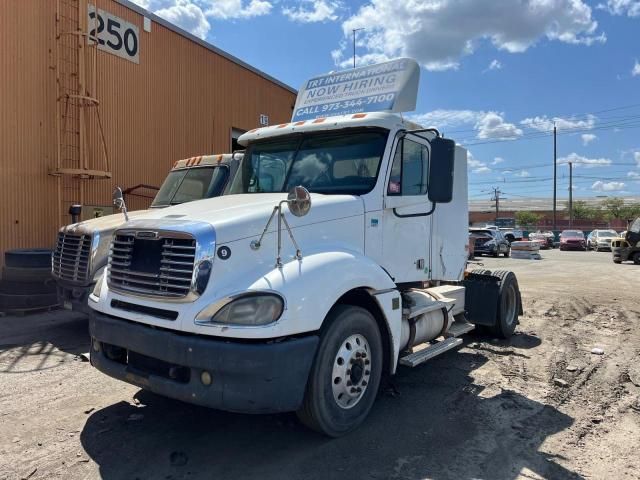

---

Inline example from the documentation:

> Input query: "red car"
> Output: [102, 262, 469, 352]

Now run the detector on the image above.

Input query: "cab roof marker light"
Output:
[352, 113, 367, 119]
[277, 123, 289, 129]
[312, 118, 326, 124]
[294, 121, 306, 126]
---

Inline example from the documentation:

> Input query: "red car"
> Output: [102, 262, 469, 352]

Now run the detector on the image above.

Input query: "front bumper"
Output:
[89, 311, 319, 414]
[560, 242, 585, 250]
[56, 283, 94, 315]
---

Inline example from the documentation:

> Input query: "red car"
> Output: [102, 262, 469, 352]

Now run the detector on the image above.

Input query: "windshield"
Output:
[561, 230, 583, 237]
[229, 129, 389, 196]
[599, 230, 617, 238]
[151, 166, 229, 207]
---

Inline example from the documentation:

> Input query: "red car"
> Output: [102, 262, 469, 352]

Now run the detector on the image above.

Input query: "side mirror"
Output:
[428, 137, 455, 204]
[287, 185, 312, 217]
[112, 187, 129, 221]
[112, 187, 124, 209]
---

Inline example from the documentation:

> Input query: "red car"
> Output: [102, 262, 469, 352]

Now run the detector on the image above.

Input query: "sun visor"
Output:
[292, 58, 420, 122]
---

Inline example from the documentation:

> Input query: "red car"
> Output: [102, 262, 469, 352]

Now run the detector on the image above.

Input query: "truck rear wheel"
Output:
[633, 252, 640, 265]
[488, 270, 520, 338]
[296, 305, 382, 437]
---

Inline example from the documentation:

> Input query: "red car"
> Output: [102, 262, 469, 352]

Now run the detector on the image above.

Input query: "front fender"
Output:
[190, 249, 399, 341]
[252, 250, 397, 333]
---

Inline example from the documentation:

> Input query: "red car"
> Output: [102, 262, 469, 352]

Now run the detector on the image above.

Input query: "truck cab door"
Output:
[378, 134, 432, 283]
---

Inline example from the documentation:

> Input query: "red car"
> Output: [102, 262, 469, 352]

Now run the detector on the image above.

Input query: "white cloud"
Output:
[410, 109, 521, 140]
[627, 171, 640, 178]
[205, 0, 272, 19]
[581, 133, 597, 145]
[592, 180, 626, 192]
[476, 112, 523, 140]
[635, 151, 640, 166]
[488, 59, 502, 71]
[467, 152, 492, 174]
[599, 0, 640, 17]
[515, 170, 531, 177]
[334, 0, 605, 71]
[410, 109, 483, 129]
[491, 157, 505, 165]
[521, 114, 596, 132]
[130, 0, 274, 38]
[559, 152, 611, 168]
[153, 0, 210, 38]
[633, 60, 640, 76]
[283, 0, 341, 23]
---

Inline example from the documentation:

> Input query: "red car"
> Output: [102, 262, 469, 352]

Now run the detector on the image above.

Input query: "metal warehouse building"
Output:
[0, 0, 296, 261]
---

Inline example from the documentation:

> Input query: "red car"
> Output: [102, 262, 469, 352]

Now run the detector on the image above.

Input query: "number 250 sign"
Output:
[88, 5, 140, 64]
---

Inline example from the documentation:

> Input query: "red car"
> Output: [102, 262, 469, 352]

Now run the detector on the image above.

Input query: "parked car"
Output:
[529, 231, 554, 249]
[559, 230, 586, 251]
[469, 228, 511, 257]
[586, 229, 618, 251]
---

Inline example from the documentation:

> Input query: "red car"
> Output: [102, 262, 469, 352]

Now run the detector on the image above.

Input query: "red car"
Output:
[559, 230, 586, 251]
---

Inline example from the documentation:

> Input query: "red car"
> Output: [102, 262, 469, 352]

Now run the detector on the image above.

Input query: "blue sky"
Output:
[133, 0, 640, 200]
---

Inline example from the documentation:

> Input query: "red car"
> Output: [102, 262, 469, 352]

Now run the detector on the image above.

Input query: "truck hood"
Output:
[61, 209, 151, 235]
[121, 193, 365, 244]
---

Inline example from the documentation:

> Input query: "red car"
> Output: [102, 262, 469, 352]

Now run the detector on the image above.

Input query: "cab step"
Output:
[398, 337, 463, 367]
[445, 320, 475, 338]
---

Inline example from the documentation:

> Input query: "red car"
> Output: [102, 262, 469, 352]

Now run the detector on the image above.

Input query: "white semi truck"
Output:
[87, 59, 522, 436]
[52, 154, 240, 314]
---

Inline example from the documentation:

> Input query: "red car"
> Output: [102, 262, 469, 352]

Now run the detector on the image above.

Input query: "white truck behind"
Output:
[87, 59, 522, 436]
[52, 154, 241, 314]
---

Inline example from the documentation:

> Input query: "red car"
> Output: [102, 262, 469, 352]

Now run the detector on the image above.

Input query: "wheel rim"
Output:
[504, 284, 517, 326]
[331, 334, 371, 409]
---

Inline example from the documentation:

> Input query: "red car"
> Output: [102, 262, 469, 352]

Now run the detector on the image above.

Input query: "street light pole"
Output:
[569, 161, 573, 228]
[352, 28, 364, 69]
[553, 122, 557, 232]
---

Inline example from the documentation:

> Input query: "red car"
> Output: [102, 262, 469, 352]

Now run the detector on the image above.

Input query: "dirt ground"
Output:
[1, 249, 639, 480]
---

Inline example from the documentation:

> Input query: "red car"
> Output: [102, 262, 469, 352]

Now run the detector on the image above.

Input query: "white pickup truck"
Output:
[52, 154, 240, 314]
[88, 59, 522, 436]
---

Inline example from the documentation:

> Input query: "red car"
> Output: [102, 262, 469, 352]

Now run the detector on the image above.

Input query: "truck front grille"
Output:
[108, 232, 196, 298]
[52, 232, 92, 283]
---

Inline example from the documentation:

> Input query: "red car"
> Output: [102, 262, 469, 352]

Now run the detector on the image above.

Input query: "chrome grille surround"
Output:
[107, 220, 216, 302]
[52, 231, 93, 283]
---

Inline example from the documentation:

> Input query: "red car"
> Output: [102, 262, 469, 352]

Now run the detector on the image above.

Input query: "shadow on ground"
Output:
[0, 310, 89, 374]
[80, 349, 582, 480]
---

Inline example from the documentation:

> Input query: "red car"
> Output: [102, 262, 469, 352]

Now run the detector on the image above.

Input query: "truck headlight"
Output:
[196, 293, 284, 326]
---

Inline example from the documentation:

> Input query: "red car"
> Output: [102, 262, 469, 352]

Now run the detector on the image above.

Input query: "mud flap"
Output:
[462, 273, 500, 326]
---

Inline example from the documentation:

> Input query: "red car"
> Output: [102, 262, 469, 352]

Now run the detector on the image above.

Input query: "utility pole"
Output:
[569, 161, 573, 228]
[491, 187, 506, 224]
[553, 122, 557, 232]
[352, 28, 364, 69]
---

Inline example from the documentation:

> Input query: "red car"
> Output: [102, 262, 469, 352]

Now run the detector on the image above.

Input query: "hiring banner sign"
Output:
[292, 58, 420, 121]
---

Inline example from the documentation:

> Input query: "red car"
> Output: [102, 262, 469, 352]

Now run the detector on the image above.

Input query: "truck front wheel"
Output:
[296, 305, 383, 437]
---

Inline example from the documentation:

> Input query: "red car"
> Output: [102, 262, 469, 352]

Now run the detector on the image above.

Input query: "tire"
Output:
[2, 266, 52, 282]
[4, 249, 52, 268]
[486, 270, 520, 339]
[633, 252, 640, 265]
[503, 247, 510, 258]
[296, 305, 383, 437]
[613, 259, 622, 264]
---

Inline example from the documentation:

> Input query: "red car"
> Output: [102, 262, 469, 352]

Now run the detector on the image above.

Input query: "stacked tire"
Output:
[0, 249, 58, 313]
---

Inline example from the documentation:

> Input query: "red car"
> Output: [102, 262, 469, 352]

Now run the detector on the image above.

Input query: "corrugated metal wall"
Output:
[0, 0, 296, 261]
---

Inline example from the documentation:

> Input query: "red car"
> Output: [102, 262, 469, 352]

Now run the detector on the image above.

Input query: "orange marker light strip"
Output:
[352, 113, 367, 119]
[312, 118, 326, 124]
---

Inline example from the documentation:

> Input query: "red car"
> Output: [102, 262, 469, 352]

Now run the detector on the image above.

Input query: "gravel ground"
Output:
[1, 249, 639, 480]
